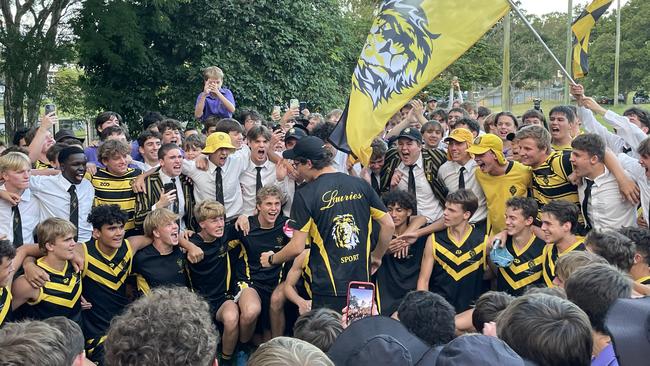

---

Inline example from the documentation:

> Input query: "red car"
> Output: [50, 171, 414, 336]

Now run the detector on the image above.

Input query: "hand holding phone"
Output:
[345, 281, 375, 326]
[45, 103, 56, 115]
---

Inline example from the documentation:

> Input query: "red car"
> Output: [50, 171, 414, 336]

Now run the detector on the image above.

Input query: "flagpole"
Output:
[506, 0, 577, 86]
[614, 0, 621, 106]
[564, 0, 573, 103]
[502, 12, 512, 111]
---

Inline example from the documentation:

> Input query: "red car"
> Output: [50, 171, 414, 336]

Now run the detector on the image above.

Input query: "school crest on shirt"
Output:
[509, 185, 517, 196]
[332, 214, 361, 250]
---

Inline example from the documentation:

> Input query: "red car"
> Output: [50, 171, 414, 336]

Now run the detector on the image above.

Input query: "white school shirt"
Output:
[0, 188, 40, 245]
[577, 166, 637, 230]
[182, 148, 249, 220]
[29, 174, 95, 242]
[396, 154, 443, 222]
[437, 159, 487, 223]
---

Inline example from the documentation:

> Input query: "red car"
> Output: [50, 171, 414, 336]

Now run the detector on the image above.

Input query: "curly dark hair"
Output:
[0, 239, 16, 262]
[87, 204, 128, 230]
[383, 190, 416, 213]
[397, 290, 455, 346]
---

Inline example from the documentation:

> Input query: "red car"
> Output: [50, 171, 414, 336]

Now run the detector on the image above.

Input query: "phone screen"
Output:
[45, 104, 56, 115]
[163, 182, 175, 194]
[346, 282, 375, 325]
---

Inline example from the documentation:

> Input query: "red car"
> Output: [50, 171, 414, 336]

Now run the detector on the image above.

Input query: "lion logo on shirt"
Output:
[332, 214, 361, 250]
[352, 0, 439, 108]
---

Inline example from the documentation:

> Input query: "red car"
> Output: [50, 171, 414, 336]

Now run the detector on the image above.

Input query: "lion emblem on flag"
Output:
[353, 0, 439, 108]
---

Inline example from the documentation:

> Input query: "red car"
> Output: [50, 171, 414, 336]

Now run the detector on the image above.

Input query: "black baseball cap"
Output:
[397, 127, 423, 142]
[427, 97, 438, 103]
[328, 316, 431, 366]
[282, 136, 327, 160]
[54, 129, 85, 144]
[284, 126, 308, 142]
[435, 334, 526, 366]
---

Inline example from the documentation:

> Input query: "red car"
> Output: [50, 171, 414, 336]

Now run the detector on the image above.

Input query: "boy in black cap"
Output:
[260, 136, 395, 312]
[380, 127, 448, 236]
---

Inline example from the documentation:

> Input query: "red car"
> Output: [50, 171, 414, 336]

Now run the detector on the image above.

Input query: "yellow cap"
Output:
[202, 132, 235, 154]
[444, 128, 474, 144]
[465, 133, 506, 165]
[444, 128, 474, 160]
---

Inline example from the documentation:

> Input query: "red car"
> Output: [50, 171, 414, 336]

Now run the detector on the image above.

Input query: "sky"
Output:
[519, 0, 630, 16]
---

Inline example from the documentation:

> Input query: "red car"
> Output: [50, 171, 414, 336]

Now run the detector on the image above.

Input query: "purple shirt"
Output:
[196, 87, 235, 121]
[592, 344, 618, 366]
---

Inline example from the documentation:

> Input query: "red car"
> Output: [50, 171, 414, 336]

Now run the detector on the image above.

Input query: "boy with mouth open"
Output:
[184, 200, 260, 365]
[132, 208, 189, 294]
[465, 134, 531, 236]
[232, 186, 290, 342]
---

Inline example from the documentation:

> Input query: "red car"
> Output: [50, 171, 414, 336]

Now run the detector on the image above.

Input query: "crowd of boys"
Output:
[0, 68, 649, 366]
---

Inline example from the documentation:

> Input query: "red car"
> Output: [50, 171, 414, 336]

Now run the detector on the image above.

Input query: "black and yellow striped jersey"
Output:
[541, 239, 586, 287]
[495, 235, 546, 296]
[34, 160, 53, 170]
[133, 245, 188, 295]
[0, 286, 12, 327]
[430, 225, 487, 312]
[18, 258, 83, 324]
[290, 172, 387, 298]
[91, 168, 142, 233]
[187, 230, 240, 310]
[531, 151, 580, 217]
[234, 215, 290, 292]
[81, 239, 133, 340]
[375, 234, 426, 316]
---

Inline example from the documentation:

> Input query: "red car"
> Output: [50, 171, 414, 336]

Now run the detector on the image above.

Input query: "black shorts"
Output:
[252, 284, 273, 332]
[312, 294, 347, 314]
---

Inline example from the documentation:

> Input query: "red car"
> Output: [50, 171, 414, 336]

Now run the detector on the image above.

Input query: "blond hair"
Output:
[36, 218, 77, 255]
[194, 200, 225, 223]
[555, 250, 608, 283]
[0, 152, 31, 173]
[143, 208, 179, 237]
[248, 337, 334, 366]
[256, 185, 283, 206]
[203, 66, 224, 81]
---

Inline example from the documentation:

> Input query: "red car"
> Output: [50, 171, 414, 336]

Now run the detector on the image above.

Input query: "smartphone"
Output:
[163, 182, 175, 194]
[289, 98, 299, 110]
[45, 103, 56, 115]
[299, 101, 307, 111]
[272, 105, 282, 115]
[346, 281, 375, 326]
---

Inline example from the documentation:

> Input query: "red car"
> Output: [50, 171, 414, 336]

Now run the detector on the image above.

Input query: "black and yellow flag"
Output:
[572, 0, 613, 79]
[329, 0, 510, 166]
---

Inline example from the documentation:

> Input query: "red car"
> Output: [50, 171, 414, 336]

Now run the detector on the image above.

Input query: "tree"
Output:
[582, 0, 650, 100]
[74, 0, 366, 134]
[0, 0, 78, 140]
[48, 66, 92, 117]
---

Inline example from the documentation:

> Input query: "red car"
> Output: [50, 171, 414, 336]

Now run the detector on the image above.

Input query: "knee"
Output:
[221, 309, 239, 330]
[270, 288, 286, 311]
[241, 301, 261, 322]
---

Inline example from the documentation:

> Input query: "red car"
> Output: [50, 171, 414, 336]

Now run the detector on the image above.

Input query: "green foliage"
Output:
[0, 0, 77, 138]
[48, 67, 94, 117]
[74, 0, 366, 134]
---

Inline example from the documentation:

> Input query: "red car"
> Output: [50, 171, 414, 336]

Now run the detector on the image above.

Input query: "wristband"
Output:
[268, 254, 274, 266]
